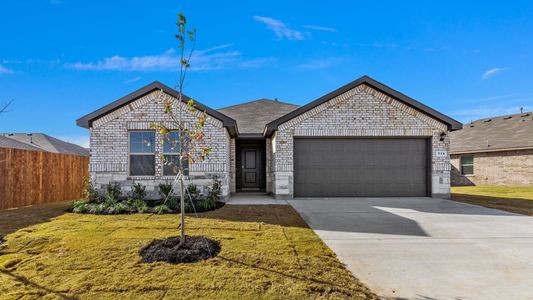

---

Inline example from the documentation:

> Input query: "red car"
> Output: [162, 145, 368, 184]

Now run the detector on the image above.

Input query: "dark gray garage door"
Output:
[294, 138, 429, 197]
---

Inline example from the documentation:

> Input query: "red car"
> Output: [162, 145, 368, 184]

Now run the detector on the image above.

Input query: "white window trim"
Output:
[129, 130, 156, 176]
[460, 155, 474, 176]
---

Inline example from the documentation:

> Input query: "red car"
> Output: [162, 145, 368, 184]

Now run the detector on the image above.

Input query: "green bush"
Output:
[106, 182, 122, 201]
[206, 178, 222, 203]
[83, 178, 101, 203]
[186, 183, 201, 201]
[130, 182, 146, 200]
[154, 204, 171, 215]
[158, 182, 173, 199]
[72, 200, 88, 214]
[165, 196, 181, 211]
[131, 199, 148, 213]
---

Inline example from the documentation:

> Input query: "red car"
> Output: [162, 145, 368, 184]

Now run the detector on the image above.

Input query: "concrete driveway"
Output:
[289, 197, 533, 300]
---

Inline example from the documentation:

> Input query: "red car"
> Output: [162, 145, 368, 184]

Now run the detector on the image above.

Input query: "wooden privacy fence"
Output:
[0, 147, 89, 209]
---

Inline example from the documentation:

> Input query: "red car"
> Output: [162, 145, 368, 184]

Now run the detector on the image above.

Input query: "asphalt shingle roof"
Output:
[218, 99, 300, 134]
[0, 133, 90, 156]
[0, 136, 44, 151]
[449, 111, 533, 154]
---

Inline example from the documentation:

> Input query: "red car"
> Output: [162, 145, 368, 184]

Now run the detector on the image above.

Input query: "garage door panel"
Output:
[294, 138, 429, 197]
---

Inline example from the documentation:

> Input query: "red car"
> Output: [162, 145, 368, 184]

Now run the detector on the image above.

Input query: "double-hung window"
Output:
[129, 131, 155, 176]
[460, 155, 474, 175]
[163, 131, 189, 176]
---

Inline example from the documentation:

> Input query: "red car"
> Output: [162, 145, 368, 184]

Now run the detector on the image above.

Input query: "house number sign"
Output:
[435, 150, 447, 157]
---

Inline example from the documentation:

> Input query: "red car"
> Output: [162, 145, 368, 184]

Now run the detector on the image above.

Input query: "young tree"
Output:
[0, 100, 13, 115]
[152, 13, 211, 245]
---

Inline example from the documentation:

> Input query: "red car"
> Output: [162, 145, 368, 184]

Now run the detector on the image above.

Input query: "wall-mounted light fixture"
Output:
[439, 132, 446, 142]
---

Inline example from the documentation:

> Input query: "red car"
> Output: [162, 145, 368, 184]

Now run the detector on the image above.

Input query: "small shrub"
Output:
[94, 203, 106, 214]
[72, 200, 88, 214]
[106, 202, 127, 215]
[186, 183, 201, 201]
[166, 196, 181, 211]
[206, 178, 222, 203]
[158, 182, 173, 199]
[131, 199, 148, 213]
[130, 182, 146, 200]
[83, 178, 101, 203]
[154, 204, 171, 214]
[106, 182, 122, 201]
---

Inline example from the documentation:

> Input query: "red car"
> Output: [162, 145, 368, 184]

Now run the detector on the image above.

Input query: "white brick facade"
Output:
[268, 84, 451, 198]
[89, 90, 231, 199]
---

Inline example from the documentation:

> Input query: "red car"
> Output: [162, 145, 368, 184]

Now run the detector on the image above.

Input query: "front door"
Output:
[241, 148, 260, 190]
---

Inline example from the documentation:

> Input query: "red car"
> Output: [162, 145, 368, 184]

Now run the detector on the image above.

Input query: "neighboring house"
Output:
[0, 135, 44, 151]
[77, 75, 461, 200]
[450, 112, 533, 186]
[0, 133, 89, 156]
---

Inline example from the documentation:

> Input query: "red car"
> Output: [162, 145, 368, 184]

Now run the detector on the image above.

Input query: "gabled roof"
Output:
[0, 135, 44, 151]
[76, 81, 238, 137]
[450, 112, 533, 154]
[264, 76, 462, 136]
[218, 99, 299, 134]
[0, 133, 89, 156]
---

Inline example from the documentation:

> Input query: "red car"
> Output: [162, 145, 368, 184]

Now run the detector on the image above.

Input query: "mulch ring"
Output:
[140, 235, 220, 264]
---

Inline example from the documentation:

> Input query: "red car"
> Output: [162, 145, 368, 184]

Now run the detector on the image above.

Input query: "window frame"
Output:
[460, 155, 474, 176]
[128, 131, 156, 176]
[162, 131, 189, 176]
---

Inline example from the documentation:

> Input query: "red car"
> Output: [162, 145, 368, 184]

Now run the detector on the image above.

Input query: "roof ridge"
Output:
[470, 111, 533, 123]
[218, 98, 298, 110]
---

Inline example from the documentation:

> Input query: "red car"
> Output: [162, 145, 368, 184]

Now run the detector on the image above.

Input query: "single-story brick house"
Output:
[450, 111, 533, 186]
[77, 76, 461, 200]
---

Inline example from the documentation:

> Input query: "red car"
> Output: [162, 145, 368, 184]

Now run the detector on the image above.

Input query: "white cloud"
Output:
[0, 64, 14, 74]
[303, 25, 337, 32]
[64, 44, 271, 72]
[124, 76, 141, 84]
[296, 58, 343, 71]
[253, 16, 305, 40]
[59, 135, 90, 148]
[481, 67, 507, 80]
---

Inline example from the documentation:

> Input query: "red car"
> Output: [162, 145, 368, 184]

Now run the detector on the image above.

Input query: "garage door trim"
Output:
[293, 136, 432, 197]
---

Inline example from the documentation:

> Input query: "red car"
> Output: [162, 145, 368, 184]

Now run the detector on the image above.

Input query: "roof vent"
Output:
[522, 113, 530, 117]
[504, 116, 512, 120]
[484, 119, 492, 123]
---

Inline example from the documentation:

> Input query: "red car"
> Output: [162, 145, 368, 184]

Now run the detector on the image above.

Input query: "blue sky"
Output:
[1, 0, 533, 147]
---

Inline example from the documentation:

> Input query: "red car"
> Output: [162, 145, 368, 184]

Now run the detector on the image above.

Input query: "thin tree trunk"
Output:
[180, 177, 185, 244]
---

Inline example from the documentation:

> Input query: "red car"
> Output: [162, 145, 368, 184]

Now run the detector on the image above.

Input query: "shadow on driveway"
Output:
[289, 197, 522, 237]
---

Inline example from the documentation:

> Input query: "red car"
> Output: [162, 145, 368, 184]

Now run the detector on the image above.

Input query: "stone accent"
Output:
[451, 149, 533, 186]
[89, 90, 231, 199]
[270, 83, 451, 198]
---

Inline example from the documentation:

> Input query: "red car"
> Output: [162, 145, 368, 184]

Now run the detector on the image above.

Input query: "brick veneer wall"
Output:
[89, 90, 231, 199]
[270, 83, 451, 198]
[451, 149, 533, 186]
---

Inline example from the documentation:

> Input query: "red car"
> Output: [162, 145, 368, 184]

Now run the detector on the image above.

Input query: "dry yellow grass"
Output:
[0, 205, 375, 299]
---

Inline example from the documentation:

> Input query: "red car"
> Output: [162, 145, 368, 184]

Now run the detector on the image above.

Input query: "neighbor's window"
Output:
[129, 131, 155, 176]
[460, 155, 474, 175]
[163, 131, 189, 176]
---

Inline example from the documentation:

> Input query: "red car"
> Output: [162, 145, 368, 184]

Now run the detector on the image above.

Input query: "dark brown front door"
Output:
[241, 148, 260, 189]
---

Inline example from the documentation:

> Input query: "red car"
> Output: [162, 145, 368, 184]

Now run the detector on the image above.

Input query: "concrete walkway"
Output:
[289, 197, 533, 300]
[226, 193, 288, 205]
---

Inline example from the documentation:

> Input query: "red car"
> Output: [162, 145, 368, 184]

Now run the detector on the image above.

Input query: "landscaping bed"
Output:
[0, 205, 376, 299]
[451, 186, 533, 216]
[71, 180, 224, 215]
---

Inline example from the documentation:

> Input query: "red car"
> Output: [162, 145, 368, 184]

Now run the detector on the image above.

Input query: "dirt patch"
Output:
[452, 194, 533, 216]
[200, 204, 309, 227]
[140, 235, 220, 264]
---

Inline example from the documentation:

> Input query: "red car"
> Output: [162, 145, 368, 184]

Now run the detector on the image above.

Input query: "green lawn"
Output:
[0, 204, 375, 299]
[451, 186, 533, 216]
[451, 186, 533, 200]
